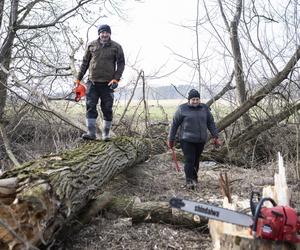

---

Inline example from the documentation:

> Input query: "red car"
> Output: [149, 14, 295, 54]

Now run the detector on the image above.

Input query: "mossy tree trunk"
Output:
[0, 137, 150, 249]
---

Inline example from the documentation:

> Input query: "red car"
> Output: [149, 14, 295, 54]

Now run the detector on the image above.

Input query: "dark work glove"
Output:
[108, 79, 119, 90]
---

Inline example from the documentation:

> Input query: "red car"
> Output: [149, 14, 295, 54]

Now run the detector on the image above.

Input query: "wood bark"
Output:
[106, 196, 207, 227]
[228, 101, 300, 148]
[216, 235, 297, 250]
[204, 101, 300, 165]
[0, 0, 17, 119]
[0, 137, 150, 249]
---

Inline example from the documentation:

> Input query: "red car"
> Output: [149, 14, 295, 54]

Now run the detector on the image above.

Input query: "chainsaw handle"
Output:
[250, 191, 261, 216]
[252, 197, 277, 237]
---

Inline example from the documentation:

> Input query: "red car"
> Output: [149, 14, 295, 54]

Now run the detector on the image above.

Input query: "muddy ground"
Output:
[65, 151, 300, 250]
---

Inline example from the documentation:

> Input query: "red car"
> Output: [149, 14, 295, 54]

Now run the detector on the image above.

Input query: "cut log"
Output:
[106, 196, 207, 227]
[215, 235, 297, 250]
[0, 137, 150, 249]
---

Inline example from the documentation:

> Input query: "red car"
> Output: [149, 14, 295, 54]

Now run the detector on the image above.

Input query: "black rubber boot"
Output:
[102, 120, 112, 141]
[82, 134, 96, 140]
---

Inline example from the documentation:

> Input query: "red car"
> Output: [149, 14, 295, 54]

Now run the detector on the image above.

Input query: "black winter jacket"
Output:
[168, 103, 218, 143]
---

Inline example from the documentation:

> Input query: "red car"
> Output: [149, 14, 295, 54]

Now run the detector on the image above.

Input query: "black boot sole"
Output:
[82, 135, 96, 140]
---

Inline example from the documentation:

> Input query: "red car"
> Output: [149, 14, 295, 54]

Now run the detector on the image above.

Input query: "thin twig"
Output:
[0, 123, 21, 168]
[219, 172, 232, 203]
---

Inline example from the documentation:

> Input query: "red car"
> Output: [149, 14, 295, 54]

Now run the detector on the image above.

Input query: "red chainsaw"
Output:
[65, 81, 86, 102]
[170, 192, 300, 243]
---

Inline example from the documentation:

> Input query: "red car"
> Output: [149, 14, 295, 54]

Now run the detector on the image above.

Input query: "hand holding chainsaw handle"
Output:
[74, 79, 81, 86]
[73, 80, 86, 102]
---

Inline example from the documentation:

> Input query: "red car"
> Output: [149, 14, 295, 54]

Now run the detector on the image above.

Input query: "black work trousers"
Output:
[86, 80, 114, 121]
[180, 140, 205, 183]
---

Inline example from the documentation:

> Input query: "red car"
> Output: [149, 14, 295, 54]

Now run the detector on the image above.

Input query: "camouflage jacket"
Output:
[77, 38, 125, 83]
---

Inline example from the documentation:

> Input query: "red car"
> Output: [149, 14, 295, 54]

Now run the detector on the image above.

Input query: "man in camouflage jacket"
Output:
[76, 24, 125, 141]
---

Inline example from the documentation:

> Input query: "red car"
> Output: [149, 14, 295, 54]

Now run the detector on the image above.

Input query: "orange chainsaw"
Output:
[65, 81, 86, 102]
[170, 192, 300, 243]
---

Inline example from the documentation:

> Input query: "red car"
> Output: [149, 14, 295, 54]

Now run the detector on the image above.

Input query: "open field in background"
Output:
[113, 98, 234, 121]
[56, 98, 234, 123]
[114, 99, 186, 121]
[56, 96, 295, 125]
[42, 97, 298, 139]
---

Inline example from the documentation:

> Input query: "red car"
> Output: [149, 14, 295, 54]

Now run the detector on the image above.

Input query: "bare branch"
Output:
[0, 123, 21, 168]
[206, 71, 235, 107]
[17, 0, 95, 30]
[217, 45, 300, 132]
[217, 0, 230, 31]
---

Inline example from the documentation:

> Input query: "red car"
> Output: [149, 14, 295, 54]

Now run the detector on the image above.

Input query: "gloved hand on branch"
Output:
[212, 137, 222, 148]
[167, 140, 175, 149]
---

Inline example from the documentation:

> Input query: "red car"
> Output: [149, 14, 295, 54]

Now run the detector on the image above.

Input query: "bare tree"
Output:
[217, 0, 252, 126]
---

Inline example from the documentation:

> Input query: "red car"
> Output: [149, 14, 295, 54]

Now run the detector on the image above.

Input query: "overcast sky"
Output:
[74, 0, 293, 89]
[79, 0, 198, 86]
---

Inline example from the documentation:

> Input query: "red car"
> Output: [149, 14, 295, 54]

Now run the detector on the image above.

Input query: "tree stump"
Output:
[0, 137, 150, 249]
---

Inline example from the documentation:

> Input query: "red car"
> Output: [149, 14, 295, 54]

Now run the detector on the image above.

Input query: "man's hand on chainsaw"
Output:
[72, 80, 86, 102]
[167, 140, 175, 149]
[74, 79, 81, 86]
[108, 79, 119, 90]
[212, 137, 222, 148]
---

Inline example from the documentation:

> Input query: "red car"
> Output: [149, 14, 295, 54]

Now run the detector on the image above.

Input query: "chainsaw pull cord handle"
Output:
[252, 197, 277, 238]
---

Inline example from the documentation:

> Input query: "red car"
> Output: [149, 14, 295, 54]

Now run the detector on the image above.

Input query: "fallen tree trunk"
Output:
[60, 192, 207, 230]
[0, 137, 150, 249]
[203, 101, 300, 165]
[217, 45, 300, 132]
[228, 100, 300, 148]
[106, 196, 207, 227]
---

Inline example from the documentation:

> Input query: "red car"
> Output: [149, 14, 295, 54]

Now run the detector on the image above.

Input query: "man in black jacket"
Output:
[75, 24, 125, 141]
[168, 89, 221, 189]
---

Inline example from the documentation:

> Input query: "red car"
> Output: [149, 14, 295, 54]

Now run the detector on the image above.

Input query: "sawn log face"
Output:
[0, 137, 150, 249]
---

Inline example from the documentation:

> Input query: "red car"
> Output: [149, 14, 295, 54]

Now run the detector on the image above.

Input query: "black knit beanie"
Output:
[98, 24, 111, 34]
[188, 89, 200, 100]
